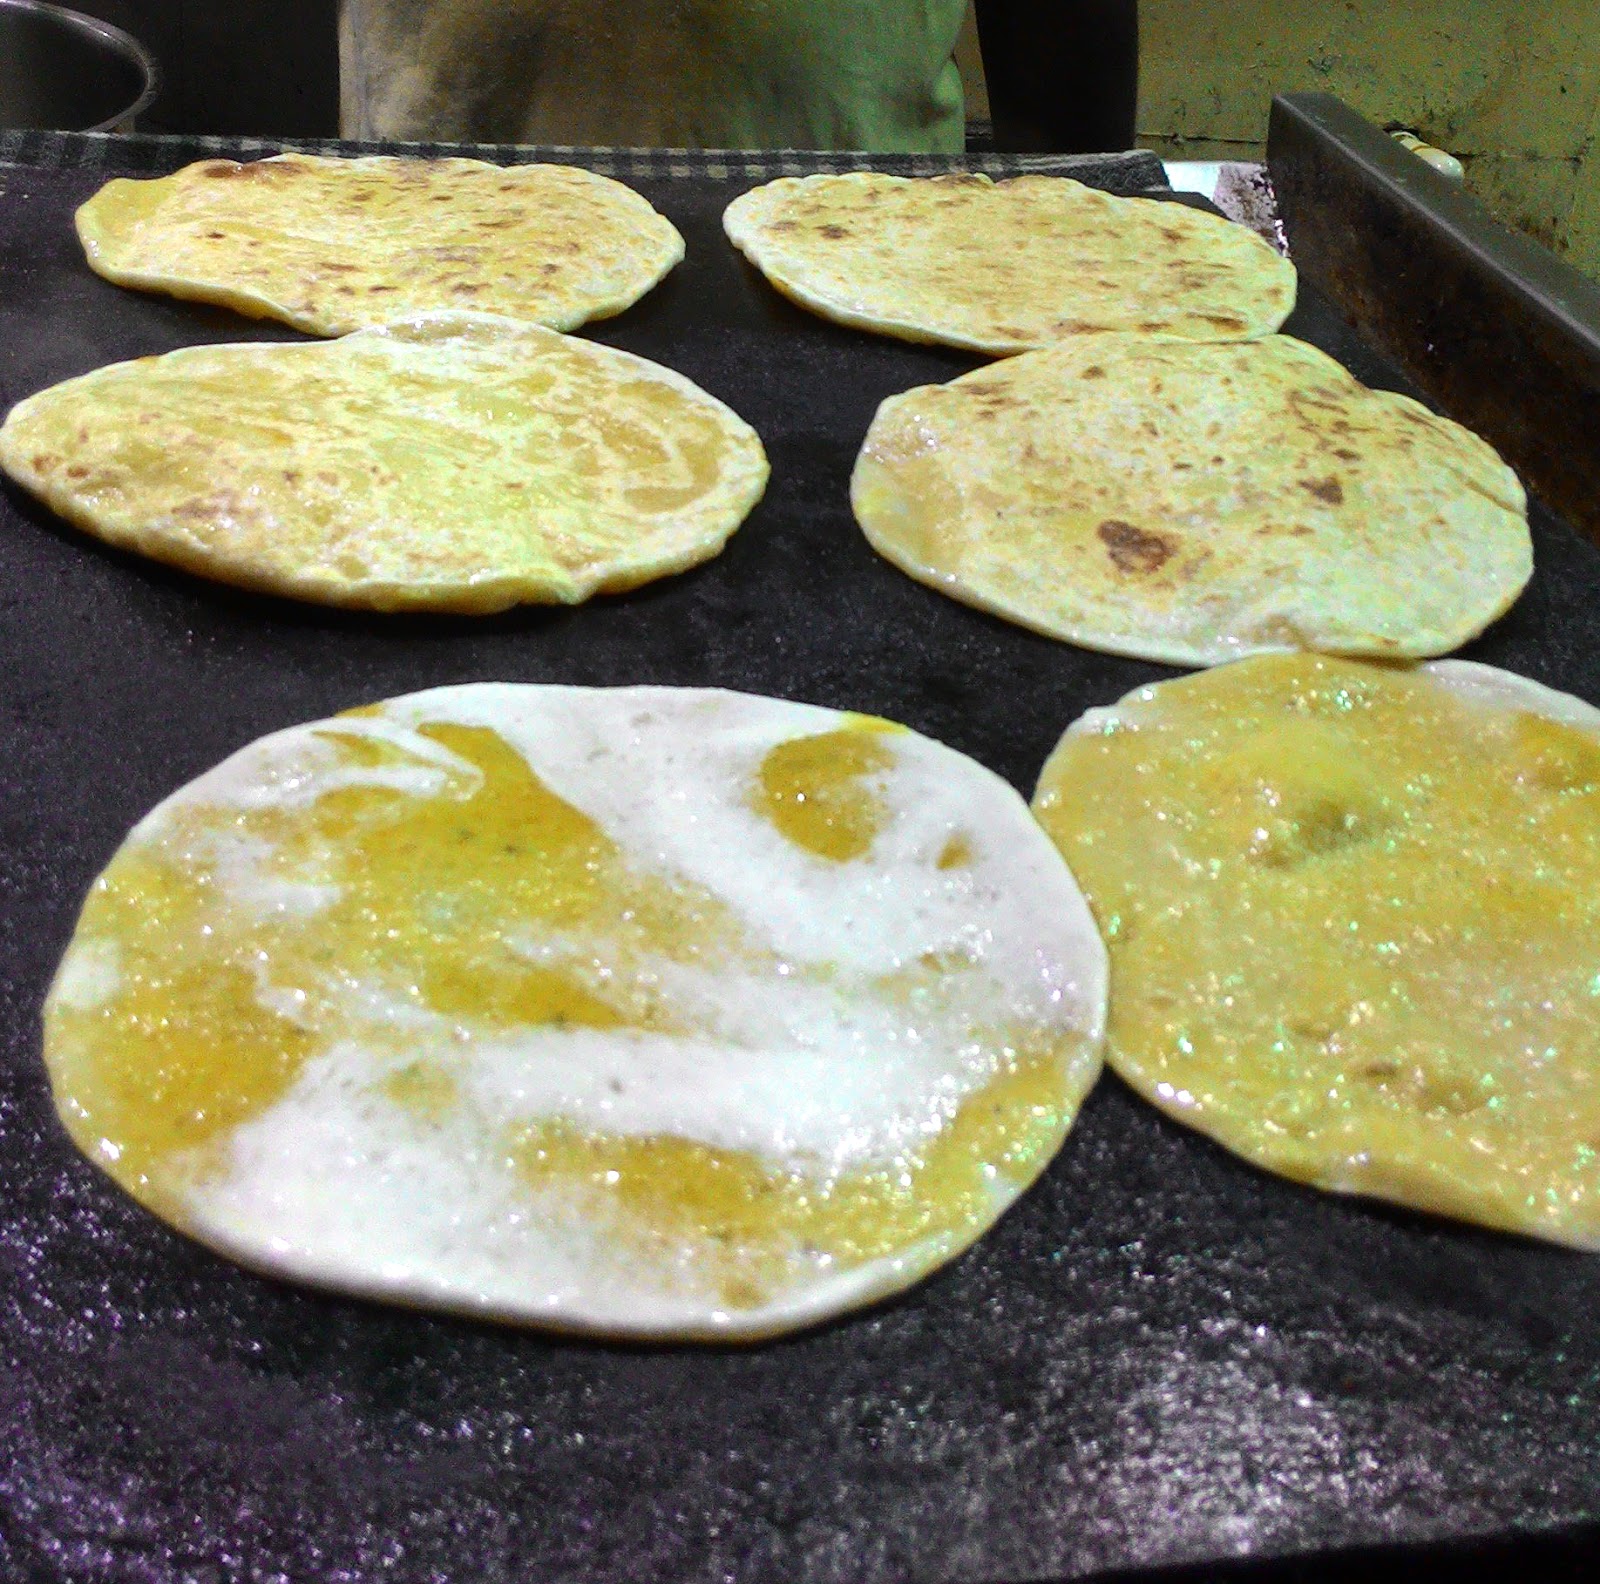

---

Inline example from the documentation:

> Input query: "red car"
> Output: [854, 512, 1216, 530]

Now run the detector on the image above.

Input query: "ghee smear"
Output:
[46, 684, 1107, 1337]
[1032, 653, 1600, 1247]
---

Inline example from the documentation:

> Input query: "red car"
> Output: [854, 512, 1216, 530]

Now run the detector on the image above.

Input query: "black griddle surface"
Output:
[1, 151, 1598, 1584]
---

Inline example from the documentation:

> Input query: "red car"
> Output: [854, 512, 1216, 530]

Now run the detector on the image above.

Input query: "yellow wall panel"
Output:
[1137, 1, 1600, 279]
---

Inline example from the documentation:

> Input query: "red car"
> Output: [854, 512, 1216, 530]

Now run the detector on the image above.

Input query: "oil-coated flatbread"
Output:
[724, 172, 1295, 353]
[1033, 654, 1600, 1248]
[0, 313, 767, 612]
[44, 684, 1108, 1338]
[852, 334, 1530, 665]
[76, 154, 684, 337]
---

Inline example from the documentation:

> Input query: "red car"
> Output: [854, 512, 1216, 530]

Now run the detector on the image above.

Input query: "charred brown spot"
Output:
[66, 464, 89, 479]
[1334, 447, 1359, 461]
[1300, 476, 1344, 505]
[1097, 520, 1175, 575]
[1202, 313, 1246, 331]
[818, 224, 851, 239]
[204, 230, 227, 239]
[1081, 365, 1106, 380]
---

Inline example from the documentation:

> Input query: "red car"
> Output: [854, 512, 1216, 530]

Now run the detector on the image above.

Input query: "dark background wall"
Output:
[70, 0, 339, 135]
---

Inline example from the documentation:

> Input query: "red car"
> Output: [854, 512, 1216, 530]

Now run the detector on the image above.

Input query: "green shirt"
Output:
[339, 2, 967, 151]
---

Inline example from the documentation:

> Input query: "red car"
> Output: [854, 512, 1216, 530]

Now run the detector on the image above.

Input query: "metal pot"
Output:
[0, 0, 158, 132]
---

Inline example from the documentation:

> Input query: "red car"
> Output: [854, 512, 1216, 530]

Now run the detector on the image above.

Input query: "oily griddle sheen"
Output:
[0, 313, 769, 612]
[851, 333, 1531, 665]
[42, 684, 1107, 1340]
[1031, 655, 1600, 1248]
[74, 153, 685, 336]
[722, 171, 1296, 353]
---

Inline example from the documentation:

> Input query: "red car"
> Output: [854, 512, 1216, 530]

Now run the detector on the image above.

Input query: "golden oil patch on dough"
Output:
[76, 154, 684, 336]
[724, 172, 1295, 354]
[851, 334, 1529, 666]
[45, 685, 1108, 1339]
[0, 313, 768, 612]
[1032, 653, 1600, 1248]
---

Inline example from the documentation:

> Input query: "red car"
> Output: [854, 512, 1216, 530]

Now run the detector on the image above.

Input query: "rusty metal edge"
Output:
[1267, 91, 1600, 545]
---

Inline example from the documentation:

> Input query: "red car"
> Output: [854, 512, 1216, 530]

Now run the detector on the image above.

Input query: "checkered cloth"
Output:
[0, 129, 1168, 193]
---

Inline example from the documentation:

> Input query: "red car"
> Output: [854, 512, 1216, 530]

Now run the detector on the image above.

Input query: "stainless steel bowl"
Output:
[0, 0, 158, 132]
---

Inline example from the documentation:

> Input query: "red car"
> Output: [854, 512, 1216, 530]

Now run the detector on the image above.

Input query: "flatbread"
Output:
[76, 153, 685, 337]
[851, 333, 1530, 666]
[44, 684, 1108, 1338]
[1032, 654, 1600, 1249]
[723, 172, 1295, 354]
[0, 313, 768, 612]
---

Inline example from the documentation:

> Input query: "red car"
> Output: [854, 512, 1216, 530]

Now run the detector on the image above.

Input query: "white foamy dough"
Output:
[75, 685, 1106, 1338]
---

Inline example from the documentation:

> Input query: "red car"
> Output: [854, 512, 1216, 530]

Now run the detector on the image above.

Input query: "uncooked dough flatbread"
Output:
[44, 684, 1108, 1338]
[76, 154, 685, 337]
[1032, 654, 1600, 1249]
[0, 313, 768, 612]
[723, 172, 1295, 354]
[851, 333, 1530, 665]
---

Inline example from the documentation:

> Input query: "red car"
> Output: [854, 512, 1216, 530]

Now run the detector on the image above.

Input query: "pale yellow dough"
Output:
[76, 153, 684, 337]
[724, 172, 1296, 354]
[0, 313, 768, 612]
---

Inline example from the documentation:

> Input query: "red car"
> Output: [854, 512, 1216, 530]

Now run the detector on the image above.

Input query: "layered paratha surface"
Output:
[723, 172, 1295, 353]
[44, 684, 1108, 1338]
[0, 313, 767, 612]
[1033, 654, 1600, 1248]
[76, 154, 684, 336]
[851, 334, 1530, 665]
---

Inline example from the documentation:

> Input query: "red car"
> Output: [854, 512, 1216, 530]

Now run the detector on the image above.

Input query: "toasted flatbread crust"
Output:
[0, 314, 768, 612]
[724, 172, 1295, 353]
[852, 334, 1530, 665]
[77, 154, 684, 336]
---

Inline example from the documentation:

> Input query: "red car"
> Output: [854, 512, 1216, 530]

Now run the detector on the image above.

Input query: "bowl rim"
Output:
[0, 0, 160, 132]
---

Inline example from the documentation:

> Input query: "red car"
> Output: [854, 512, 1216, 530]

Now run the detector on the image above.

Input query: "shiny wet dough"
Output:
[1032, 654, 1600, 1247]
[47, 685, 1108, 1337]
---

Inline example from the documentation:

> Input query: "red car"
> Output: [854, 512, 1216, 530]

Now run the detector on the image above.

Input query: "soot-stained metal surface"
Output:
[1, 146, 1598, 1584]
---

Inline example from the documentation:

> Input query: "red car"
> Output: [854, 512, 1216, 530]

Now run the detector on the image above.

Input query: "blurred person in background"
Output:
[339, 1, 1137, 154]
